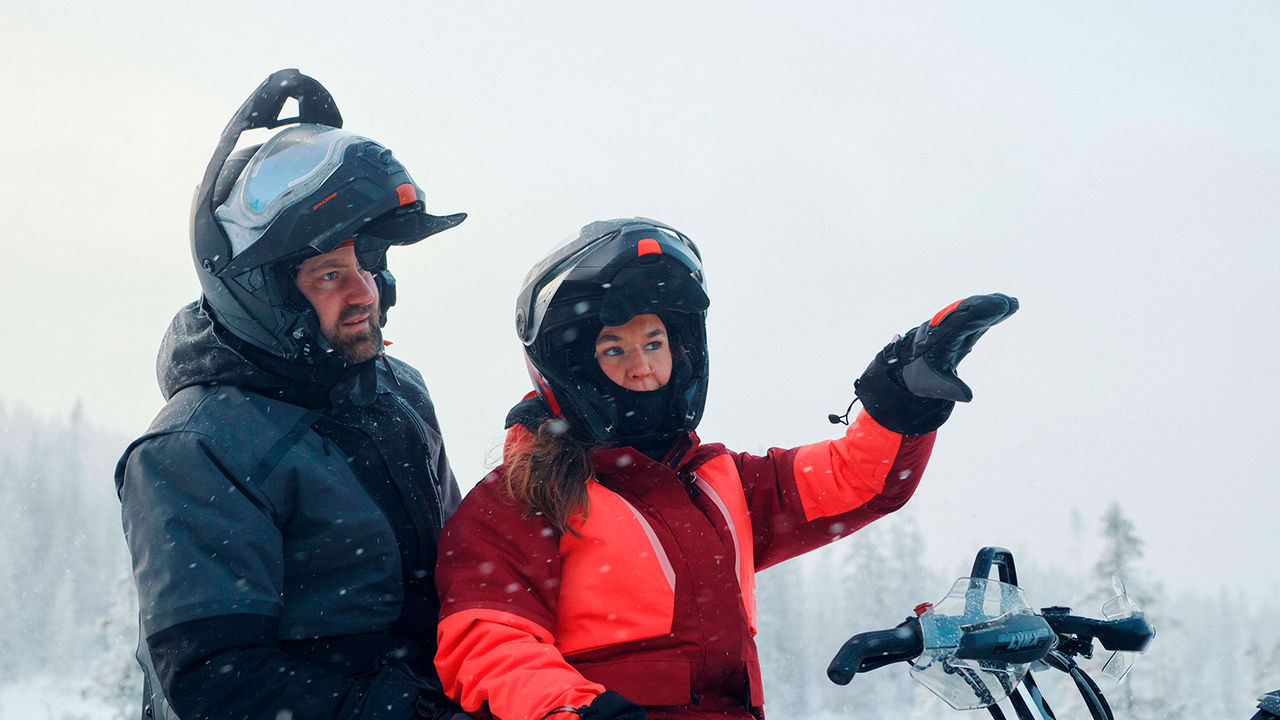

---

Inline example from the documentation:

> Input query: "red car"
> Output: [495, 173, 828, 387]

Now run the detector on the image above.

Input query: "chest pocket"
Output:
[555, 485, 676, 656]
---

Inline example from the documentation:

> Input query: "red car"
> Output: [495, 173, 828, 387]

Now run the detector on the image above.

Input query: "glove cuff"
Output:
[579, 691, 647, 720]
[855, 341, 954, 435]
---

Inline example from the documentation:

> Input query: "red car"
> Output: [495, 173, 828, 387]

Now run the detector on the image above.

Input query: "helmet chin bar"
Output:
[297, 317, 330, 361]
[531, 310, 706, 447]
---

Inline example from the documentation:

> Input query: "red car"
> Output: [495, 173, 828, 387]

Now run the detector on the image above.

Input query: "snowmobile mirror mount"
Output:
[969, 545, 1019, 586]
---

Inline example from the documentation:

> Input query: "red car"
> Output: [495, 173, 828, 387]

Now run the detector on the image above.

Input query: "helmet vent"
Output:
[395, 183, 418, 207]
[637, 238, 662, 259]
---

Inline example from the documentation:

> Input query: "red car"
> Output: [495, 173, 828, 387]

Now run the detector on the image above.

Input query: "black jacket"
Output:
[116, 301, 462, 720]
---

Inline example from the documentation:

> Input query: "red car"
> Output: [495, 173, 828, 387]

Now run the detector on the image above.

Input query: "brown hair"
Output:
[503, 420, 595, 536]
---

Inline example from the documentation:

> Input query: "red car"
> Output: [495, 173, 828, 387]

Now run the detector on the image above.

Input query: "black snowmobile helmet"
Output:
[516, 218, 711, 447]
[190, 68, 466, 360]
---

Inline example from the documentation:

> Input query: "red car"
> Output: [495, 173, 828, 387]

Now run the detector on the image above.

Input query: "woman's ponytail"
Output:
[503, 420, 595, 536]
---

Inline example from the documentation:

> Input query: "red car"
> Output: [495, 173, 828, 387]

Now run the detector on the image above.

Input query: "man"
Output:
[116, 69, 466, 720]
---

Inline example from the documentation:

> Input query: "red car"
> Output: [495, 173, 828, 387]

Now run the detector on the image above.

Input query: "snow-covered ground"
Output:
[0, 674, 135, 720]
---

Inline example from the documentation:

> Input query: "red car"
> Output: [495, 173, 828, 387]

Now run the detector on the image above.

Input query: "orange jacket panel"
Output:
[436, 608, 604, 717]
[556, 484, 677, 655]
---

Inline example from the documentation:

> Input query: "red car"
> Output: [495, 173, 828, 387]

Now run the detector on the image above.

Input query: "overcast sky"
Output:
[3, 2, 1278, 607]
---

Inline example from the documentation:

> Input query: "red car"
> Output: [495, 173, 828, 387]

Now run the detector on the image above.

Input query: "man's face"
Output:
[294, 244, 383, 364]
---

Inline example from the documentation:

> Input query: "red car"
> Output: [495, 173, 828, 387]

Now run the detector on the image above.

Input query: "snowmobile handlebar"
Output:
[825, 596, 1154, 682]
[826, 604, 1069, 686]
[827, 547, 1157, 720]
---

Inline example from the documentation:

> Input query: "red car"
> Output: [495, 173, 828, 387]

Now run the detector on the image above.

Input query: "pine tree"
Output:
[755, 555, 813, 716]
[1088, 502, 1173, 720]
[82, 568, 143, 720]
[0, 402, 25, 678]
[1068, 507, 1087, 583]
[830, 522, 893, 720]
[0, 396, 137, 706]
[1092, 501, 1143, 600]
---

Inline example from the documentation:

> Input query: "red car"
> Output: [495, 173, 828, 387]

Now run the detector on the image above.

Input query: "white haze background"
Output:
[2, 2, 1278, 718]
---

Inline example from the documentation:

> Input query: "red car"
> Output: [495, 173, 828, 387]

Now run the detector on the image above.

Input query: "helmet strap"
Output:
[375, 269, 397, 326]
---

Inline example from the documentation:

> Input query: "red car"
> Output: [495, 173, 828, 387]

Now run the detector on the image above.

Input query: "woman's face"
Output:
[594, 313, 673, 392]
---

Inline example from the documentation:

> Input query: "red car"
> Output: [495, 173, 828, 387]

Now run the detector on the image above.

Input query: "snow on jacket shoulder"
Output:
[435, 409, 935, 720]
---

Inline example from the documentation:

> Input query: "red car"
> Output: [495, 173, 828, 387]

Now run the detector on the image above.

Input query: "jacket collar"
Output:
[158, 300, 381, 409]
[502, 393, 703, 475]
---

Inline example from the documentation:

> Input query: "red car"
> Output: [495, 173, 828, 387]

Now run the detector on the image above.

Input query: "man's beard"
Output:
[323, 305, 384, 364]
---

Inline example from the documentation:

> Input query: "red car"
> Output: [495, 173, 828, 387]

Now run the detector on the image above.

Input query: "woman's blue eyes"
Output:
[600, 341, 663, 357]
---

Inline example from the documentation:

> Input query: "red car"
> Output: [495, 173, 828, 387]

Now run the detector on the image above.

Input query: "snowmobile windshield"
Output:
[215, 124, 372, 258]
[910, 577, 1049, 710]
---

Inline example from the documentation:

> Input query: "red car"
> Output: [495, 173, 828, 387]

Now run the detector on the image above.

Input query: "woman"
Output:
[435, 218, 1016, 720]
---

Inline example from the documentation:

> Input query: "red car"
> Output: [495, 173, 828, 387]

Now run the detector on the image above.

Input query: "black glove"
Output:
[355, 657, 471, 720]
[578, 691, 647, 720]
[356, 662, 425, 720]
[855, 293, 1017, 435]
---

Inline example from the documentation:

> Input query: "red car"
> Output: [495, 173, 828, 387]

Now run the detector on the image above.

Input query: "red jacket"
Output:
[435, 409, 935, 720]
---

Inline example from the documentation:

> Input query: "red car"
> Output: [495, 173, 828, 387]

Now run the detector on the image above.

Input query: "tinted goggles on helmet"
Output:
[193, 69, 465, 289]
[216, 124, 375, 259]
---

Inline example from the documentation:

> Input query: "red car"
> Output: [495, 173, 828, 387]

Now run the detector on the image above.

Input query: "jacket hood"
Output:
[157, 300, 370, 407]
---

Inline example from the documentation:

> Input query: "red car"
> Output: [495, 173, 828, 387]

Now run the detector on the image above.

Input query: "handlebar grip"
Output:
[1041, 610, 1155, 653]
[827, 619, 923, 686]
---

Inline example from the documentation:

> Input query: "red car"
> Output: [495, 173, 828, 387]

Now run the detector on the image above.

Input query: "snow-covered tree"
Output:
[0, 398, 136, 706]
[1092, 501, 1144, 600]
[82, 568, 143, 720]
[757, 516, 941, 720]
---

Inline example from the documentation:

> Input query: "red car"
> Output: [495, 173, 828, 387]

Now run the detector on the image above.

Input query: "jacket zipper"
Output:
[390, 394, 445, 532]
